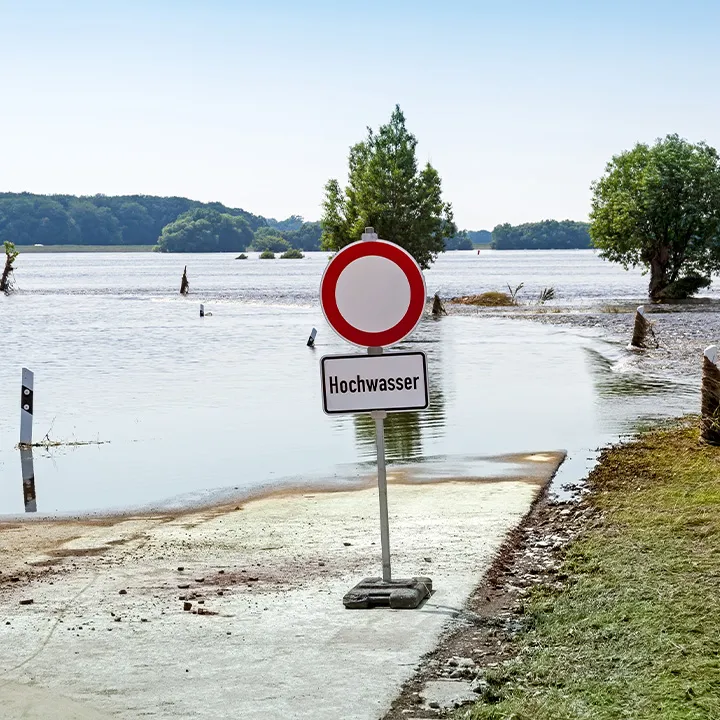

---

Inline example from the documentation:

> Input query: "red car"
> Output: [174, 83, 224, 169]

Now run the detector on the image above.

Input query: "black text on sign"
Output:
[320, 352, 429, 414]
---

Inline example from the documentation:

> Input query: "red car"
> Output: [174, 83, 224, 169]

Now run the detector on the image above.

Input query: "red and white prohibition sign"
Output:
[320, 238, 427, 348]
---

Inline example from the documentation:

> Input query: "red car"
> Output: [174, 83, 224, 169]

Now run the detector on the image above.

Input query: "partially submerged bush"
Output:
[280, 248, 304, 259]
[537, 286, 555, 304]
[657, 274, 712, 300]
[235, 253, 248, 260]
[259, 249, 276, 259]
[452, 291, 515, 307]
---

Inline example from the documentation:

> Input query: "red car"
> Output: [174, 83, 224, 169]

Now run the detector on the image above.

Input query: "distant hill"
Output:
[0, 192, 322, 252]
[491, 220, 591, 250]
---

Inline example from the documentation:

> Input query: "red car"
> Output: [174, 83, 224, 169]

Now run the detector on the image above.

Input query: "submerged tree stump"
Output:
[630, 306, 657, 349]
[701, 346, 720, 445]
[431, 293, 447, 317]
[1, 241, 18, 294]
[180, 266, 189, 295]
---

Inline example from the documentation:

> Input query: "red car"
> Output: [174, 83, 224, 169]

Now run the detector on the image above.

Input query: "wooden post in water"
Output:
[180, 266, 189, 295]
[307, 328, 317, 347]
[431, 293, 447, 317]
[701, 345, 720, 445]
[630, 306, 655, 349]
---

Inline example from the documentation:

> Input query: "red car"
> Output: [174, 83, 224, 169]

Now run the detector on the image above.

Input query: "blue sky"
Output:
[1, 0, 719, 229]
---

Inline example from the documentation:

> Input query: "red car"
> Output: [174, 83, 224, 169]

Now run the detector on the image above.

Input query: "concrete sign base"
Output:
[343, 576, 432, 609]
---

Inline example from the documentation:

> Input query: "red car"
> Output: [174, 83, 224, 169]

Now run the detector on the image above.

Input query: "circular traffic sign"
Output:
[320, 240, 426, 348]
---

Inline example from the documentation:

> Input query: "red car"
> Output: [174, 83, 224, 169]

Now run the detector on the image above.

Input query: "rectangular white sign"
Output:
[321, 352, 429, 415]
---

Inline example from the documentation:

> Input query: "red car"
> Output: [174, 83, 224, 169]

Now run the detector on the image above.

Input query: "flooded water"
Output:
[0, 250, 701, 516]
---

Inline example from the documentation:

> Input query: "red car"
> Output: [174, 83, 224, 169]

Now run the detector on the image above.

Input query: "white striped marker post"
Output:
[20, 368, 34, 446]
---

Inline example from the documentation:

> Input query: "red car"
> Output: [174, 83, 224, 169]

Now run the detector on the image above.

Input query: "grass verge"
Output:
[466, 419, 720, 720]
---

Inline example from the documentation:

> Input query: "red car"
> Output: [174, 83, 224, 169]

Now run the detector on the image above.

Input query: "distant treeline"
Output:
[444, 229, 492, 250]
[0, 193, 589, 253]
[491, 220, 591, 250]
[0, 193, 322, 253]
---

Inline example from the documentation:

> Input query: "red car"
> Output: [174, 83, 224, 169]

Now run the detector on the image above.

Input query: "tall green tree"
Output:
[590, 134, 720, 300]
[320, 106, 456, 269]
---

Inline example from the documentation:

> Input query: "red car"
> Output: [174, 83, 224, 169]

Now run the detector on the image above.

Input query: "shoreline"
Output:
[0, 450, 561, 524]
[382, 417, 720, 717]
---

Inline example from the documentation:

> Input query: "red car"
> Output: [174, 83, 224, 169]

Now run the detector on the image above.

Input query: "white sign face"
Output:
[321, 352, 429, 415]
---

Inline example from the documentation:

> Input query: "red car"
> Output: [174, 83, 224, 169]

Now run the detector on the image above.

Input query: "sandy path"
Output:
[0, 454, 562, 720]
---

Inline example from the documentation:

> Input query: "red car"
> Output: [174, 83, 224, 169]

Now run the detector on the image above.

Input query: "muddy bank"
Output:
[436, 299, 720, 384]
[382, 472, 587, 717]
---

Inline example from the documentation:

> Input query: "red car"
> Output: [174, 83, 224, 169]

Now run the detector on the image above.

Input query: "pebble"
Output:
[19, 599, 34, 606]
[178, 584, 190, 589]
[343, 542, 352, 546]
[194, 578, 205, 583]
[118, 589, 127, 595]
[177, 566, 185, 571]
[183, 602, 192, 611]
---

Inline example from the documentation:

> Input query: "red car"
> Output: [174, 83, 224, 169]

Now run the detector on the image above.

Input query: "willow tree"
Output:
[321, 106, 456, 269]
[590, 135, 720, 300]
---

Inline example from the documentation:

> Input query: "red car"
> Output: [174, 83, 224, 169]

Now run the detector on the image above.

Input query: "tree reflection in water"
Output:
[353, 374, 445, 463]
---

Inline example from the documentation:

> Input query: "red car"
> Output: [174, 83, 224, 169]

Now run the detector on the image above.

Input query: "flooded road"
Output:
[0, 251, 700, 515]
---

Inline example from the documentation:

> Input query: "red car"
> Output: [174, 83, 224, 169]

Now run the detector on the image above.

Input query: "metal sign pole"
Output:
[368, 345, 391, 582]
[372, 409, 391, 582]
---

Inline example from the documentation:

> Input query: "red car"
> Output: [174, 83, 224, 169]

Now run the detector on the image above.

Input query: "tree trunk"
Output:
[0, 254, 13, 293]
[648, 246, 670, 301]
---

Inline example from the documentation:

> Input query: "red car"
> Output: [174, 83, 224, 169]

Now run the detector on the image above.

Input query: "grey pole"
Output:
[373, 410, 391, 582]
[20, 368, 34, 446]
[368, 345, 391, 582]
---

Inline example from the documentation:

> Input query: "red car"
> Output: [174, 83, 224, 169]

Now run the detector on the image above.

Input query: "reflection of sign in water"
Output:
[321, 352, 429, 414]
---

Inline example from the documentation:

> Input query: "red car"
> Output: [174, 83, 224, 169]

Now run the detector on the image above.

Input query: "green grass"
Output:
[15, 245, 156, 253]
[467, 420, 720, 720]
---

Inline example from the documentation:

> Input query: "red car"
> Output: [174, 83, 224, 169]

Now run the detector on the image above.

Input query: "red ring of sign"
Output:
[320, 240, 426, 348]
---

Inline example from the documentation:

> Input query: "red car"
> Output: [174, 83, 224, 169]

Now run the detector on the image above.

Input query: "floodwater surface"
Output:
[0, 251, 700, 515]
